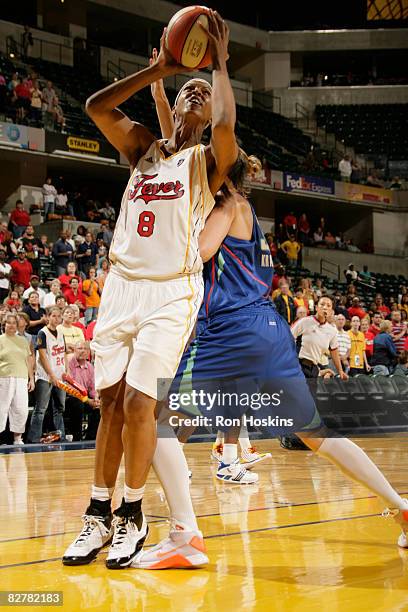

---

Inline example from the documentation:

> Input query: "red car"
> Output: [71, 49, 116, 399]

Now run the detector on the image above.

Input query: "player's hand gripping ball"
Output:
[165, 5, 211, 69]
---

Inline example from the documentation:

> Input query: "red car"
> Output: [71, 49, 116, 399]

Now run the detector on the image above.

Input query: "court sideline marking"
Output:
[0, 511, 382, 570]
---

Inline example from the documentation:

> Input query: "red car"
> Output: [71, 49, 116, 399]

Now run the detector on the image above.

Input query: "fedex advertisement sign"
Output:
[284, 172, 335, 196]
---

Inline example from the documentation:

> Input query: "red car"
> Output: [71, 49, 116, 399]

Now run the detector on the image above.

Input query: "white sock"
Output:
[124, 484, 145, 503]
[317, 437, 405, 509]
[153, 425, 198, 531]
[222, 443, 238, 465]
[238, 423, 251, 452]
[215, 431, 224, 445]
[91, 485, 114, 502]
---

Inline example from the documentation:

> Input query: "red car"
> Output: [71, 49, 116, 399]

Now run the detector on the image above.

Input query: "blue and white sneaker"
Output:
[216, 459, 258, 484]
[240, 446, 271, 470]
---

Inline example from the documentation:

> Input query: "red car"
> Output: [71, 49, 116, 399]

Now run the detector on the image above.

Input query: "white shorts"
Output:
[0, 377, 29, 433]
[91, 270, 203, 399]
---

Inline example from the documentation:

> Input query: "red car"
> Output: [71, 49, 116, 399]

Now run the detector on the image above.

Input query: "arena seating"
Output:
[291, 266, 406, 304]
[316, 374, 408, 434]
[0, 53, 314, 174]
[315, 103, 408, 158]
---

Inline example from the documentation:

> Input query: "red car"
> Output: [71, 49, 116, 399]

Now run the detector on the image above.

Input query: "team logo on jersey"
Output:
[177, 158, 185, 166]
[128, 173, 185, 205]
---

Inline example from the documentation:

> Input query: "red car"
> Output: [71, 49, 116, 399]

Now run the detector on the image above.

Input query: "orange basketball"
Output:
[165, 6, 211, 70]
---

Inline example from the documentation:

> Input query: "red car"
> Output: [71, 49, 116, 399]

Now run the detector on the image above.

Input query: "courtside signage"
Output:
[283, 172, 335, 195]
[0, 121, 29, 148]
[67, 137, 100, 154]
[343, 182, 393, 204]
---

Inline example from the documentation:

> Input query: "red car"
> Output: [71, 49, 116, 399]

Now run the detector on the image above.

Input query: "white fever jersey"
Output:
[36, 326, 66, 382]
[110, 140, 215, 281]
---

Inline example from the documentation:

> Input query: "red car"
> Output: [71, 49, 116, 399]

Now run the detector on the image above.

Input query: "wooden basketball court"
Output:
[1, 438, 408, 610]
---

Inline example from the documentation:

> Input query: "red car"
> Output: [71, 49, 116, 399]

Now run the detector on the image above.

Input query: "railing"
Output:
[253, 91, 281, 115]
[107, 59, 126, 82]
[6, 34, 72, 66]
[295, 102, 310, 130]
[111, 57, 255, 107]
[320, 257, 340, 280]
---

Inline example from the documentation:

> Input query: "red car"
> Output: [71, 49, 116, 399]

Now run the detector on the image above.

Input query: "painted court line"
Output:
[0, 511, 380, 570]
[2, 490, 405, 545]
[0, 517, 167, 544]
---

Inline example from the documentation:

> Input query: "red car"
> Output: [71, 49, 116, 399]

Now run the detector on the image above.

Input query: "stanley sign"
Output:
[67, 136, 100, 154]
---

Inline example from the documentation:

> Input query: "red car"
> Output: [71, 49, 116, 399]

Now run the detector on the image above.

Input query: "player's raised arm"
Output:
[150, 47, 175, 140]
[203, 11, 238, 193]
[85, 29, 184, 167]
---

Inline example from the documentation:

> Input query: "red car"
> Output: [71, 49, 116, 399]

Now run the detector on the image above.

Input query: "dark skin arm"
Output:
[151, 11, 238, 196]
[85, 30, 186, 170]
[202, 11, 238, 194]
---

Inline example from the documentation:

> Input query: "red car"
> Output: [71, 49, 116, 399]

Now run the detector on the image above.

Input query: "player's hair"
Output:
[224, 148, 250, 196]
[248, 155, 262, 176]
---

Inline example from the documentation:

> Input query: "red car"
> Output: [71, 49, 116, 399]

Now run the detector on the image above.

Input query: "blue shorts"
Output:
[170, 302, 322, 436]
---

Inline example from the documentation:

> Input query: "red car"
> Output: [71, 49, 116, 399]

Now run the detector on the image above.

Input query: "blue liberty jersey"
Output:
[202, 205, 273, 319]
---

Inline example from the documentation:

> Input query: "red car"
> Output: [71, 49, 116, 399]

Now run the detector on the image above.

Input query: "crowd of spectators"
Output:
[266, 212, 371, 267]
[269, 261, 408, 378]
[1, 188, 407, 445]
[337, 156, 405, 189]
[0, 67, 65, 132]
[0, 193, 118, 445]
[299, 71, 408, 88]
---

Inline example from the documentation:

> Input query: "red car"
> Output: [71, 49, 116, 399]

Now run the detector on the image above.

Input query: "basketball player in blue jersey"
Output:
[133, 145, 408, 569]
[63, 10, 238, 569]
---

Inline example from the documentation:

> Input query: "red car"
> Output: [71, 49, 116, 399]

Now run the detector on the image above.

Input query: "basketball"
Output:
[165, 6, 211, 70]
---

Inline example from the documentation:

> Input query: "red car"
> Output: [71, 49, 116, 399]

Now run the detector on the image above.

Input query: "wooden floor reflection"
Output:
[1, 438, 408, 611]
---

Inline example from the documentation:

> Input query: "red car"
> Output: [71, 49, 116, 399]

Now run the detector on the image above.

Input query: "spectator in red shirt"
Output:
[4, 289, 22, 310]
[58, 262, 82, 297]
[85, 319, 97, 342]
[65, 277, 86, 311]
[368, 311, 383, 338]
[9, 201, 31, 239]
[298, 213, 310, 245]
[347, 297, 367, 320]
[272, 264, 288, 291]
[360, 317, 375, 359]
[283, 212, 297, 234]
[14, 78, 31, 121]
[10, 248, 33, 289]
[375, 295, 390, 317]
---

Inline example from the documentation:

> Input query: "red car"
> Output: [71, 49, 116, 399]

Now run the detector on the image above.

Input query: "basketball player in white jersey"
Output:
[27, 306, 67, 443]
[63, 10, 238, 569]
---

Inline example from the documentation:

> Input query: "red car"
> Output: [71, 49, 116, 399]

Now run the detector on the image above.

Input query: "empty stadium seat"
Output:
[315, 103, 408, 158]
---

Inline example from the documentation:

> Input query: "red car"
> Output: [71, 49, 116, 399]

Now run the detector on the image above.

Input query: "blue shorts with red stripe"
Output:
[170, 300, 322, 436]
